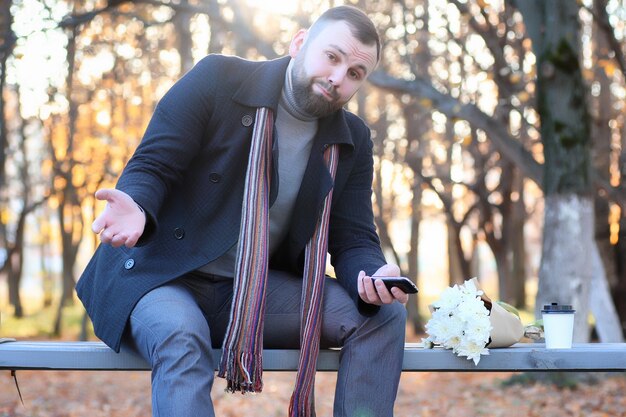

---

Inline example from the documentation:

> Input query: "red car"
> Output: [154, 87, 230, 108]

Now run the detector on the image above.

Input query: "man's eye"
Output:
[326, 53, 336, 61]
[349, 70, 360, 80]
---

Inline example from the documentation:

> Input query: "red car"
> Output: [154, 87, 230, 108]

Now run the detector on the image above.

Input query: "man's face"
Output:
[289, 20, 378, 118]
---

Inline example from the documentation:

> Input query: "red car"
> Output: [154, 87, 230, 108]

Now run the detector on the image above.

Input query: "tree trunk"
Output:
[7, 250, 23, 318]
[588, 0, 626, 335]
[489, 167, 528, 309]
[58, 188, 83, 307]
[54, 21, 83, 316]
[174, 0, 194, 75]
[511, 174, 527, 308]
[6, 196, 30, 318]
[537, 195, 592, 342]
[588, 5, 622, 341]
[80, 311, 89, 341]
[509, 0, 615, 341]
[207, 0, 225, 54]
[41, 250, 54, 308]
[616, 119, 626, 331]
[491, 244, 510, 302]
[403, 0, 431, 333]
[518, 0, 594, 341]
[590, 241, 624, 341]
[0, 0, 15, 188]
[469, 240, 481, 278]
[497, 161, 517, 305]
[447, 219, 465, 285]
[403, 101, 427, 334]
[591, 0, 619, 288]
[407, 182, 422, 334]
[616, 236, 626, 325]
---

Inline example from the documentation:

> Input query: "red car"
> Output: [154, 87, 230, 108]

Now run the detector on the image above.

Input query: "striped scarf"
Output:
[218, 107, 339, 417]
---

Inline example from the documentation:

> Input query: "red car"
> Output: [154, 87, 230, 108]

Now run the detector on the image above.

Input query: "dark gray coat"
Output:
[76, 55, 386, 352]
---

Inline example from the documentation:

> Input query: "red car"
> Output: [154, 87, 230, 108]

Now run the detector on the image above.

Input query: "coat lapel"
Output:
[232, 56, 290, 204]
[289, 111, 355, 254]
[231, 56, 291, 111]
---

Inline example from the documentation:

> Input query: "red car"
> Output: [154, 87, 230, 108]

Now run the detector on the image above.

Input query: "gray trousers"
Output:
[123, 270, 406, 417]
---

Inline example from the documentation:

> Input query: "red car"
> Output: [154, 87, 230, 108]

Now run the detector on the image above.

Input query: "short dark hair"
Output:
[308, 6, 381, 62]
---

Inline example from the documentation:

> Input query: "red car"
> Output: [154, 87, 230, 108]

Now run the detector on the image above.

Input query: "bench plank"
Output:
[0, 341, 338, 371]
[1, 341, 625, 372]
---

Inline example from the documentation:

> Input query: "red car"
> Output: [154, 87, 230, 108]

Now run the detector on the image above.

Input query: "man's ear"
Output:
[289, 29, 308, 58]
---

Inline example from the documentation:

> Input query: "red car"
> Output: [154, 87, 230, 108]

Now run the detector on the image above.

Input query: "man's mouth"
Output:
[314, 83, 337, 101]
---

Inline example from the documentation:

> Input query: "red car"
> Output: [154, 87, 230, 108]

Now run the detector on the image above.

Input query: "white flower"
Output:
[426, 313, 464, 344]
[455, 339, 490, 365]
[422, 338, 434, 349]
[431, 285, 462, 312]
[465, 316, 492, 345]
[456, 298, 489, 321]
[424, 278, 492, 365]
[442, 334, 462, 350]
[459, 278, 482, 298]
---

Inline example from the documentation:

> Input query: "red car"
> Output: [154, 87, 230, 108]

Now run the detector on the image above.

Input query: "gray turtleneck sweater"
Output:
[198, 60, 317, 277]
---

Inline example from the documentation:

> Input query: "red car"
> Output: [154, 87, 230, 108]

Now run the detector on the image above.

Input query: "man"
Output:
[77, 5, 408, 417]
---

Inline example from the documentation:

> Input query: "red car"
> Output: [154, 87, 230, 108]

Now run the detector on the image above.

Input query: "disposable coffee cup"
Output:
[541, 303, 575, 349]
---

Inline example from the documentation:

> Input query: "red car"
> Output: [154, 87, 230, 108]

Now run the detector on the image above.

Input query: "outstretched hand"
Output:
[358, 264, 409, 305]
[92, 189, 146, 248]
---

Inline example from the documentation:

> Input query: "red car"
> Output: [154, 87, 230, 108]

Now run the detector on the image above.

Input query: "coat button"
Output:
[173, 227, 185, 240]
[209, 173, 221, 183]
[241, 115, 253, 127]
[124, 259, 135, 270]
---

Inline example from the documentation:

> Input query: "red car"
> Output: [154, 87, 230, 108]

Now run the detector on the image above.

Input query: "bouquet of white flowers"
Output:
[422, 278, 523, 365]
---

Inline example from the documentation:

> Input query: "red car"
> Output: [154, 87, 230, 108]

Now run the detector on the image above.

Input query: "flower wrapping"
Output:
[423, 278, 524, 365]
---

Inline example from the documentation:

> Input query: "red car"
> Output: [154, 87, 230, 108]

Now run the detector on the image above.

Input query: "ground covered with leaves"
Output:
[2, 369, 626, 417]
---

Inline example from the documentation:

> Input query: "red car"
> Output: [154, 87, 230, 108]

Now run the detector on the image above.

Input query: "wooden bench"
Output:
[1, 340, 626, 372]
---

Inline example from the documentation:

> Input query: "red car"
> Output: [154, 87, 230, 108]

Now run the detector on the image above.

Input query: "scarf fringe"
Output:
[218, 351, 264, 393]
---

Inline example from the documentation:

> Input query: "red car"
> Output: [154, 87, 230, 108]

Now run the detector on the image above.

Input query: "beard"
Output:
[290, 56, 343, 118]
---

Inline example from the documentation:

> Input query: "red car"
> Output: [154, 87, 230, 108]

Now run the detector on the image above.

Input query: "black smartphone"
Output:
[373, 277, 419, 294]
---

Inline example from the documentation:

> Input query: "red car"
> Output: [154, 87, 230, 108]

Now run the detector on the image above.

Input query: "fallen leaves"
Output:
[2, 369, 626, 417]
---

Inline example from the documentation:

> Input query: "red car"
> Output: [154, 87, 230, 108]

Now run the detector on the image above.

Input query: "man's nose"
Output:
[328, 68, 346, 86]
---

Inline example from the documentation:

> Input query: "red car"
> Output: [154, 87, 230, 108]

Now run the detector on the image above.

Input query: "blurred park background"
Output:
[1, 0, 626, 346]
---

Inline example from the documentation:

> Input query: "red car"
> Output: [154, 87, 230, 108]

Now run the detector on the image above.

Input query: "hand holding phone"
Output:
[372, 276, 419, 294]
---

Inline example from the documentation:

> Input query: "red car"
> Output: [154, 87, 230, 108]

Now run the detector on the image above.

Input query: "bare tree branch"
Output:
[370, 69, 626, 209]
[505, 0, 544, 51]
[589, 0, 626, 78]
[449, 0, 517, 96]
[368, 70, 544, 185]
[59, 0, 212, 28]
[58, 0, 279, 59]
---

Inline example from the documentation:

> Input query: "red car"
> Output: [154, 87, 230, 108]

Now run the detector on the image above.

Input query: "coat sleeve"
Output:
[115, 57, 219, 240]
[328, 122, 387, 314]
